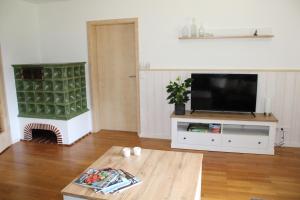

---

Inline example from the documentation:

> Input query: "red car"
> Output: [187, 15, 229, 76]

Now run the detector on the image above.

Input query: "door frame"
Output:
[87, 18, 140, 134]
[0, 46, 10, 134]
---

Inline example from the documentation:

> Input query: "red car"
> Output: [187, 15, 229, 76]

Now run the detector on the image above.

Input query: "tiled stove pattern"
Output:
[12, 62, 88, 120]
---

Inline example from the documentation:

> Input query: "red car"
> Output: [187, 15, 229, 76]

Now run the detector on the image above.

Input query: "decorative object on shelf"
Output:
[179, 19, 214, 38]
[181, 25, 190, 38]
[264, 97, 272, 116]
[198, 24, 205, 37]
[254, 29, 258, 36]
[190, 18, 198, 37]
[166, 76, 192, 115]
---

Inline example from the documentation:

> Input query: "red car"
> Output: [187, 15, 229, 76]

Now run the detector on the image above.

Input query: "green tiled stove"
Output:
[12, 62, 88, 120]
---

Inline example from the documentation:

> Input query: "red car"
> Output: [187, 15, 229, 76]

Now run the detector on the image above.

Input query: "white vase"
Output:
[181, 25, 189, 37]
[199, 24, 205, 37]
[190, 18, 197, 37]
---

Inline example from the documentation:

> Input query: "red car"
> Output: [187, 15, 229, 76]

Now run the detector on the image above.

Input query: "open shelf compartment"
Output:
[177, 122, 222, 134]
[222, 124, 269, 136]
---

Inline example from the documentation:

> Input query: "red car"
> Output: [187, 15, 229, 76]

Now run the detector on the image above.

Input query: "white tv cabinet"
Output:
[171, 111, 278, 155]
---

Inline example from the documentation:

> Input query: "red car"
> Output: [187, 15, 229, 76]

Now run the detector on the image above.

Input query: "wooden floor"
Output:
[0, 131, 300, 200]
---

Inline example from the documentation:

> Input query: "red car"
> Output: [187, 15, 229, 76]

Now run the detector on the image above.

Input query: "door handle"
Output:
[128, 75, 136, 78]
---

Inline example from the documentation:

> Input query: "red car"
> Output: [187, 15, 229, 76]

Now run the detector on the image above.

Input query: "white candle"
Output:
[133, 147, 142, 156]
[122, 147, 131, 157]
[265, 97, 271, 115]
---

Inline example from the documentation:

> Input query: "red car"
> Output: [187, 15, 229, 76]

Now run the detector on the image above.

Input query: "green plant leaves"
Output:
[166, 76, 193, 105]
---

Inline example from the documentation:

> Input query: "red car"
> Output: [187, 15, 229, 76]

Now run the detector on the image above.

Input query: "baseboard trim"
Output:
[63, 132, 92, 146]
[0, 145, 12, 155]
[139, 133, 171, 140]
[282, 142, 300, 148]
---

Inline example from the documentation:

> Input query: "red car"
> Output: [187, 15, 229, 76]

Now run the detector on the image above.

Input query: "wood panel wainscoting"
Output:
[0, 131, 299, 200]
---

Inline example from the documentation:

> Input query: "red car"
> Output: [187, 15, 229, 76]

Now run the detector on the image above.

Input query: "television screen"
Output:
[191, 74, 258, 113]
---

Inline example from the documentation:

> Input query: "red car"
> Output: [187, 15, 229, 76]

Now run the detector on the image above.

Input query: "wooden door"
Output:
[88, 19, 139, 132]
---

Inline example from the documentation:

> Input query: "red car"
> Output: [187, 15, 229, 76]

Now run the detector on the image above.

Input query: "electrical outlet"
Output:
[275, 127, 290, 147]
[276, 127, 289, 132]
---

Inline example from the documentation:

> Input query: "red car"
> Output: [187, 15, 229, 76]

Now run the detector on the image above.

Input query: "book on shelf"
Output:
[74, 168, 141, 194]
[187, 123, 209, 133]
[209, 123, 221, 133]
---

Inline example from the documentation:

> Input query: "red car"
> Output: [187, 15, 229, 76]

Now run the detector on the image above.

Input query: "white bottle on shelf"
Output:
[181, 25, 189, 38]
[198, 24, 205, 37]
[190, 18, 198, 37]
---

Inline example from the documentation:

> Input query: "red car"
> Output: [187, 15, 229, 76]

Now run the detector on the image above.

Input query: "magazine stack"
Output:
[74, 168, 141, 194]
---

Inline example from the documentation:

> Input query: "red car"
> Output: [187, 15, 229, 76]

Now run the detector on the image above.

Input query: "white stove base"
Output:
[19, 111, 91, 145]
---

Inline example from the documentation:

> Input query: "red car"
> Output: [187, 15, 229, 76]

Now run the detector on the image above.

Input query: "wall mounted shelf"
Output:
[178, 35, 274, 40]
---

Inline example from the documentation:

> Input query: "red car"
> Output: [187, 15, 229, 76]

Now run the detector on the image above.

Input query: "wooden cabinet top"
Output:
[171, 111, 278, 122]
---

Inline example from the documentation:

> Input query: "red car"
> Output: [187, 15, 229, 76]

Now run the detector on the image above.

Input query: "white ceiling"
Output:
[23, 0, 70, 4]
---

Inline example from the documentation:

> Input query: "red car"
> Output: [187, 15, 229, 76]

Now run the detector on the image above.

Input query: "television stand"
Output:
[171, 111, 278, 155]
[251, 112, 256, 118]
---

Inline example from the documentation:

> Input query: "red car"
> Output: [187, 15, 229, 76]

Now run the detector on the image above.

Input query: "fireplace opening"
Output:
[31, 129, 58, 144]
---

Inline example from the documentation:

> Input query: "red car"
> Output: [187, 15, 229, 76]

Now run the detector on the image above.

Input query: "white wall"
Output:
[0, 0, 41, 144]
[37, 0, 300, 68]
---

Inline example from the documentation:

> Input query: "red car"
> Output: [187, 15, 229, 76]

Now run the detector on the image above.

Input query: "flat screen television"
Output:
[191, 73, 258, 113]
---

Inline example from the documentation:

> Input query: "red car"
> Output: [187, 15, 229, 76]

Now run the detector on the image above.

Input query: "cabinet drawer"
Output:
[222, 135, 269, 149]
[178, 132, 221, 146]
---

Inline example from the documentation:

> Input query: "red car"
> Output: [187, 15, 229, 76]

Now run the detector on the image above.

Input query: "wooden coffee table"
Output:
[62, 146, 203, 200]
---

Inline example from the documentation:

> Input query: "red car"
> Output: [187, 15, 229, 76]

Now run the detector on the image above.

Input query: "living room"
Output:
[0, 0, 300, 199]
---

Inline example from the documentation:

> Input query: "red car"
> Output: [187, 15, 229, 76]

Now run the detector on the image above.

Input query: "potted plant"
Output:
[166, 76, 192, 115]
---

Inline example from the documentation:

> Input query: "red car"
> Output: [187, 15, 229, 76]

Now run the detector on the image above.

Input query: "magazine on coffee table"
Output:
[74, 168, 119, 190]
[95, 173, 131, 194]
[74, 168, 141, 194]
[110, 169, 142, 194]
